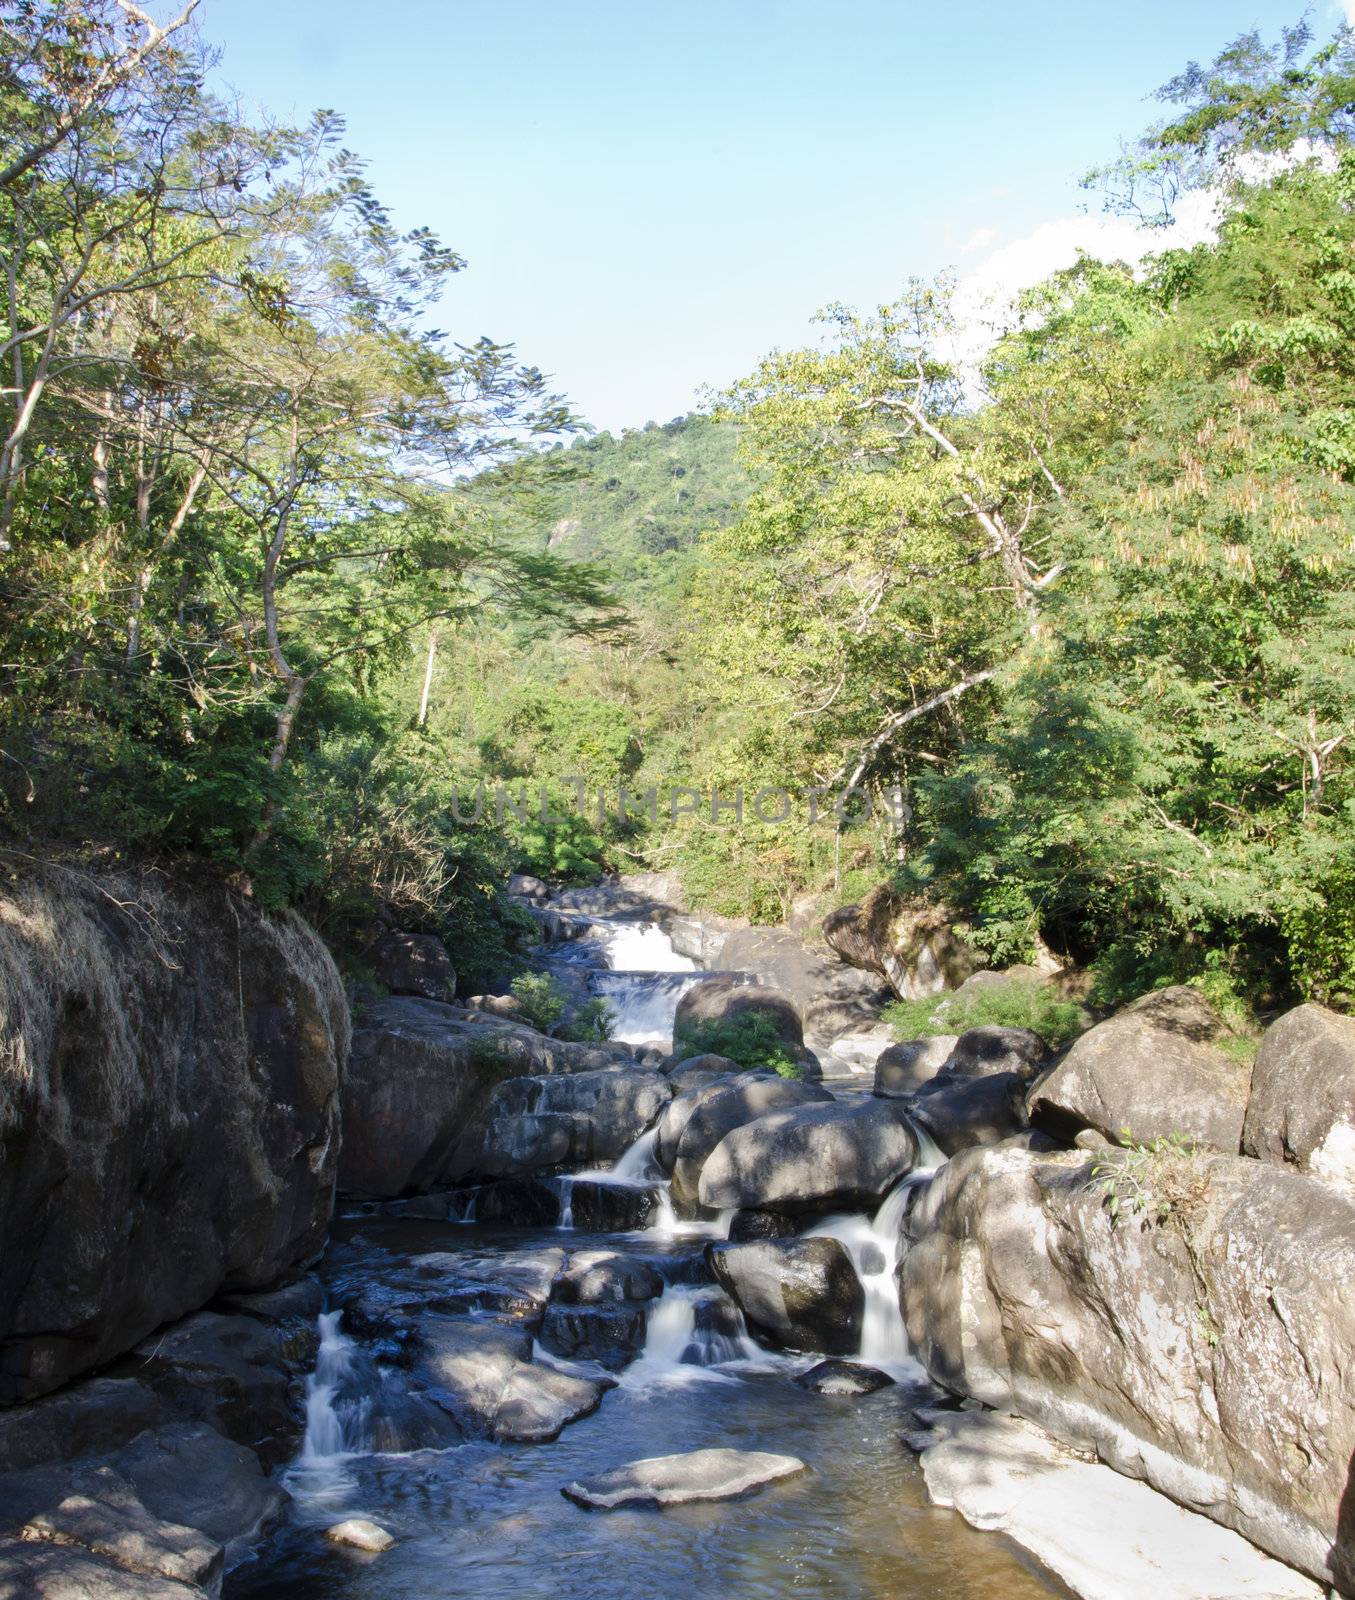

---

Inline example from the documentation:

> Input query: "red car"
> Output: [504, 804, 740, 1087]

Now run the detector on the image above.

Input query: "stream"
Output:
[226, 913, 1067, 1600]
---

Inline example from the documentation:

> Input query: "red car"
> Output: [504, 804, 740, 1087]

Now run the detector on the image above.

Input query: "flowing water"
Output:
[226, 899, 1065, 1600]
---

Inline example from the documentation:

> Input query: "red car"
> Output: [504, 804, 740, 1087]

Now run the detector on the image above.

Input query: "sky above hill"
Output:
[205, 0, 1352, 431]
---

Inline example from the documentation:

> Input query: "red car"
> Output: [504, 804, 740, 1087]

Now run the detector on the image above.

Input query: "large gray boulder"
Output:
[706, 1237, 864, 1354]
[900, 1142, 1355, 1593]
[446, 1068, 671, 1183]
[1244, 1003, 1355, 1198]
[717, 927, 890, 1043]
[0, 864, 346, 1404]
[669, 1075, 831, 1202]
[911, 1070, 1031, 1155]
[674, 976, 805, 1050]
[873, 1035, 958, 1097]
[367, 930, 456, 1002]
[943, 1025, 1048, 1080]
[653, 1073, 739, 1174]
[341, 998, 637, 1197]
[561, 1447, 805, 1510]
[822, 888, 980, 999]
[1027, 986, 1248, 1151]
[697, 1098, 919, 1214]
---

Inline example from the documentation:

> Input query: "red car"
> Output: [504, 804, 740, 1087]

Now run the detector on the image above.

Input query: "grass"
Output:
[883, 977, 1089, 1051]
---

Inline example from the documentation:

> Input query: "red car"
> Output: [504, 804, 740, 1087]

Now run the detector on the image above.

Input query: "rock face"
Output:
[0, 864, 346, 1404]
[707, 1238, 864, 1354]
[669, 1075, 832, 1203]
[917, 1408, 1323, 1600]
[717, 927, 890, 1044]
[873, 1036, 958, 1097]
[697, 1098, 919, 1214]
[911, 1071, 1031, 1155]
[561, 1448, 806, 1510]
[341, 998, 637, 1197]
[823, 887, 980, 999]
[447, 1068, 672, 1182]
[367, 930, 456, 1002]
[900, 1142, 1355, 1593]
[1028, 986, 1248, 1151]
[1244, 1003, 1355, 1197]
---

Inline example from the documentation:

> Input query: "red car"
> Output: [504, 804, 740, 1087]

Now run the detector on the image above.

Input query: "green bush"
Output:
[883, 977, 1089, 1051]
[560, 996, 615, 1043]
[509, 971, 569, 1033]
[673, 1012, 802, 1078]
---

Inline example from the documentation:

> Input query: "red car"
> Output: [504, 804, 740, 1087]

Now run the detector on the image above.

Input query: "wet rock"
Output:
[119, 1311, 314, 1468]
[706, 1237, 863, 1355]
[873, 1036, 958, 1097]
[0, 1540, 203, 1598]
[918, 1409, 1323, 1600]
[568, 1180, 661, 1233]
[561, 1447, 806, 1510]
[1243, 1002, 1355, 1196]
[0, 1380, 164, 1474]
[469, 1178, 561, 1228]
[1028, 986, 1248, 1151]
[670, 1076, 833, 1203]
[697, 1097, 918, 1214]
[12, 1464, 222, 1591]
[0, 864, 345, 1403]
[367, 931, 456, 1002]
[654, 1076, 738, 1174]
[325, 1519, 396, 1553]
[901, 1143, 1355, 1592]
[415, 1317, 607, 1442]
[447, 1069, 672, 1183]
[794, 1359, 895, 1395]
[911, 1071, 1030, 1155]
[539, 1304, 648, 1369]
[728, 1208, 801, 1243]
[551, 1251, 664, 1305]
[215, 1278, 325, 1325]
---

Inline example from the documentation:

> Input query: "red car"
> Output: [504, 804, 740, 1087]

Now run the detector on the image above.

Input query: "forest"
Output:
[3, 3, 1354, 1017]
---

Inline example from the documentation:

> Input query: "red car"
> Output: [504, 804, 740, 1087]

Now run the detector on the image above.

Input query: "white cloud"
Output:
[957, 226, 999, 257]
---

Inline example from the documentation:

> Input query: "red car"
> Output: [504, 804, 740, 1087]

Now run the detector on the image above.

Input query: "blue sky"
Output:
[202, 1, 1348, 431]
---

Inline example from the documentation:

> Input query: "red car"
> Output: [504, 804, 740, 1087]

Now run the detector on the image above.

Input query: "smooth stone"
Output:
[0, 1540, 203, 1598]
[561, 1447, 806, 1510]
[794, 1359, 895, 1395]
[325, 1518, 396, 1553]
[919, 1410, 1323, 1600]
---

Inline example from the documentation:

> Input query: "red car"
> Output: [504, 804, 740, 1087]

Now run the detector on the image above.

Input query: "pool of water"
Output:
[226, 1212, 1068, 1600]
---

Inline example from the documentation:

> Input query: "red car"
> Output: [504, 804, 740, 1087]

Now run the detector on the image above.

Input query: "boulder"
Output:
[447, 1069, 671, 1183]
[654, 1075, 738, 1175]
[118, 1310, 314, 1467]
[539, 1304, 648, 1369]
[1244, 1003, 1355, 1197]
[728, 1208, 801, 1243]
[716, 927, 890, 1043]
[0, 1541, 203, 1598]
[0, 1380, 164, 1474]
[1028, 986, 1248, 1151]
[673, 976, 804, 1050]
[367, 931, 456, 1002]
[567, 1180, 661, 1233]
[823, 888, 980, 999]
[706, 1238, 864, 1354]
[873, 1036, 958, 1097]
[550, 1251, 663, 1305]
[794, 1359, 894, 1395]
[697, 1098, 919, 1214]
[414, 1317, 607, 1442]
[943, 1025, 1048, 1080]
[669, 1076, 833, 1203]
[911, 1071, 1030, 1155]
[467, 1179, 560, 1228]
[0, 864, 345, 1403]
[561, 1447, 805, 1510]
[900, 1142, 1355, 1593]
[340, 999, 637, 1198]
[507, 874, 551, 903]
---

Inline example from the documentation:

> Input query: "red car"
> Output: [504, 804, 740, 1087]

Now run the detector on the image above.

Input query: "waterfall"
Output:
[555, 1177, 575, 1230]
[299, 1311, 370, 1464]
[600, 920, 696, 972]
[611, 1125, 662, 1183]
[808, 1119, 946, 1374]
[592, 971, 706, 1045]
[623, 1285, 759, 1388]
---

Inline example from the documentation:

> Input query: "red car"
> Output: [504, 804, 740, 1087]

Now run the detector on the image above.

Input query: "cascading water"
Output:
[809, 1117, 948, 1374]
[623, 1284, 761, 1388]
[600, 920, 696, 973]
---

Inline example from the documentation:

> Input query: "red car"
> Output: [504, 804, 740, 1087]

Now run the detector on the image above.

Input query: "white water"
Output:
[593, 970, 707, 1045]
[600, 920, 696, 973]
[622, 1285, 761, 1389]
[809, 1123, 947, 1375]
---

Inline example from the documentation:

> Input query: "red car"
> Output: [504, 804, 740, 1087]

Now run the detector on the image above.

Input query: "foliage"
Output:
[1092, 1132, 1208, 1227]
[509, 972, 569, 1033]
[561, 996, 615, 1044]
[672, 1013, 803, 1078]
[883, 979, 1089, 1051]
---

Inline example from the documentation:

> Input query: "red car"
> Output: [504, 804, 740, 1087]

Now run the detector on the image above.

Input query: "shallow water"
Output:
[227, 1212, 1067, 1600]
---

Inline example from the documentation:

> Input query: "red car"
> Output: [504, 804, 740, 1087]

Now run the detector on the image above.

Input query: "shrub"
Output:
[883, 977, 1089, 1051]
[672, 1012, 802, 1078]
[509, 972, 568, 1033]
[561, 996, 615, 1044]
